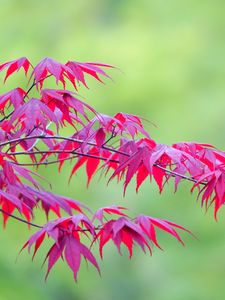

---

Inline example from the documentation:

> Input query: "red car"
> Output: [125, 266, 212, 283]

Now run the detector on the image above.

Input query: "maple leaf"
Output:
[64, 236, 100, 281]
[23, 215, 100, 281]
[0, 88, 26, 112]
[191, 167, 225, 219]
[9, 98, 59, 131]
[30, 58, 113, 90]
[30, 58, 75, 89]
[135, 215, 191, 249]
[112, 113, 150, 138]
[65, 60, 113, 88]
[95, 217, 151, 258]
[0, 57, 31, 82]
[41, 89, 97, 123]
[93, 205, 128, 223]
[89, 112, 150, 139]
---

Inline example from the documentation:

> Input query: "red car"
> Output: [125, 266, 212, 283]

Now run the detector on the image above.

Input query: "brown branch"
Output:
[0, 209, 42, 229]
[7, 149, 119, 164]
[12, 155, 80, 167]
[0, 208, 103, 233]
[1, 134, 204, 185]
[0, 134, 95, 148]
[0, 111, 14, 123]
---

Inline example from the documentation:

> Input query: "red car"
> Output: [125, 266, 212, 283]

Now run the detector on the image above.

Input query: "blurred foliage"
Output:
[1, 0, 225, 299]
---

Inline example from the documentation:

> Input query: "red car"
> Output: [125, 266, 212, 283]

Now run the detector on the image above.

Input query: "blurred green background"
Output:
[1, 0, 225, 299]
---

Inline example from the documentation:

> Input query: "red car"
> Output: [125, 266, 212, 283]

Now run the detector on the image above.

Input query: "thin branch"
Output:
[0, 209, 42, 229]
[11, 155, 80, 167]
[23, 79, 36, 99]
[0, 208, 103, 233]
[7, 149, 117, 162]
[0, 111, 14, 123]
[1, 134, 205, 185]
[102, 126, 116, 146]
